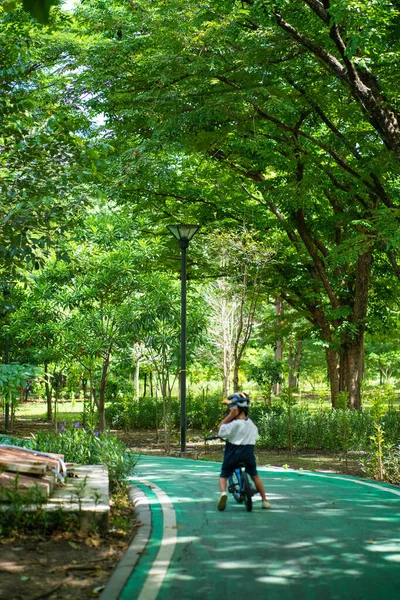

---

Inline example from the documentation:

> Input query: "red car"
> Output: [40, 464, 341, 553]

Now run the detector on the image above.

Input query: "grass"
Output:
[16, 399, 84, 422]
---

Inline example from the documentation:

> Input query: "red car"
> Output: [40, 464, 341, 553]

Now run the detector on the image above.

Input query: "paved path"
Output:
[101, 455, 400, 600]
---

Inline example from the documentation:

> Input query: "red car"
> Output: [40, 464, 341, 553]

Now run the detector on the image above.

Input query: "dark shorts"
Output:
[220, 442, 258, 478]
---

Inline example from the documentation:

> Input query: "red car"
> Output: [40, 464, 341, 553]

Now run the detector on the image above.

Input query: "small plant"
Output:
[0, 473, 72, 536]
[362, 389, 388, 481]
[381, 445, 400, 485]
[71, 475, 89, 511]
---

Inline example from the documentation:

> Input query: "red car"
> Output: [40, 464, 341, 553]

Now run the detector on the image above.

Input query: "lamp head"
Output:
[167, 224, 200, 248]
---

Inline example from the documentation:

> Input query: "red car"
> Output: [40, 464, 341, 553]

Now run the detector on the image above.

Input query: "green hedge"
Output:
[104, 395, 400, 453]
[258, 406, 400, 451]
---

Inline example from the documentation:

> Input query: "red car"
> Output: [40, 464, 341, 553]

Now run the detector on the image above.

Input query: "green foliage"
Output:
[0, 433, 36, 448]
[0, 363, 43, 406]
[0, 5, 110, 276]
[69, 0, 400, 412]
[2, 0, 62, 24]
[247, 357, 283, 403]
[3, 0, 400, 444]
[22, 0, 61, 23]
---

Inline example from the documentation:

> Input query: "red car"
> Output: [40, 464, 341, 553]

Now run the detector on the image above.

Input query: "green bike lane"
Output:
[106, 455, 400, 600]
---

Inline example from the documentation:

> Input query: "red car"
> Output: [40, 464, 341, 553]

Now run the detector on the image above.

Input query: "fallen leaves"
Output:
[0, 483, 136, 600]
[91, 585, 106, 596]
[85, 536, 102, 548]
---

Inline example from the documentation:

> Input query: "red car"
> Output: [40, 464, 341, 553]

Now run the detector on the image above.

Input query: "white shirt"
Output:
[218, 418, 259, 445]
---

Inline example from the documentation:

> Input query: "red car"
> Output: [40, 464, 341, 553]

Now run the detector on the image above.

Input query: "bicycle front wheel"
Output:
[241, 471, 253, 512]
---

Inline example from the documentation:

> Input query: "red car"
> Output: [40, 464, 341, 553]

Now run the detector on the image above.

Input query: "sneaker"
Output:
[217, 493, 228, 511]
[262, 500, 271, 509]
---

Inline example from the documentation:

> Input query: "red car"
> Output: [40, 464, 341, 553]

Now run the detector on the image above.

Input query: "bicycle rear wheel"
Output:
[241, 471, 253, 512]
[228, 471, 244, 503]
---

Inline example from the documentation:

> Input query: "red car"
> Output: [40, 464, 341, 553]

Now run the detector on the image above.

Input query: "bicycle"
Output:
[205, 435, 257, 512]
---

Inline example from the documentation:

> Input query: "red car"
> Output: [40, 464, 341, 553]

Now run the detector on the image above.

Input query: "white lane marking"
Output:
[133, 477, 177, 600]
[99, 486, 151, 600]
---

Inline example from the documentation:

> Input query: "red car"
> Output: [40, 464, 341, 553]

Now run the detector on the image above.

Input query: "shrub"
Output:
[257, 405, 400, 452]
[30, 424, 136, 491]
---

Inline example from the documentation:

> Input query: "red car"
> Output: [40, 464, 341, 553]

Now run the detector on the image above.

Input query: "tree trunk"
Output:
[295, 339, 302, 384]
[288, 338, 302, 389]
[98, 349, 111, 433]
[342, 250, 371, 409]
[341, 341, 364, 410]
[326, 347, 340, 408]
[160, 377, 170, 454]
[134, 359, 141, 398]
[53, 387, 60, 433]
[326, 332, 366, 410]
[143, 372, 147, 397]
[222, 344, 230, 397]
[325, 250, 371, 409]
[44, 363, 52, 421]
[82, 378, 87, 401]
[232, 361, 239, 393]
[273, 297, 284, 396]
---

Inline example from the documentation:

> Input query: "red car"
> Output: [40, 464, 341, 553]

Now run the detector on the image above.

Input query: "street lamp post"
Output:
[167, 224, 200, 453]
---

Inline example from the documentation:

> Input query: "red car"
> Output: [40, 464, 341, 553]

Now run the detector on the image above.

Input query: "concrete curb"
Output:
[99, 485, 151, 600]
[0, 464, 110, 533]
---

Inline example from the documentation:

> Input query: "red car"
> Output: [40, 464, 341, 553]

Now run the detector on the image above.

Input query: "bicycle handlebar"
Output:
[204, 435, 223, 441]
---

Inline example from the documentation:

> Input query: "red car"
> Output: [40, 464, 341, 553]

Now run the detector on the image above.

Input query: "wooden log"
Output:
[0, 446, 65, 460]
[0, 447, 64, 473]
[0, 472, 53, 502]
[0, 460, 47, 475]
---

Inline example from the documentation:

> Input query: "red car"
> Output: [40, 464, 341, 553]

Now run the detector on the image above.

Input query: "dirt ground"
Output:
[0, 494, 137, 600]
[0, 421, 364, 600]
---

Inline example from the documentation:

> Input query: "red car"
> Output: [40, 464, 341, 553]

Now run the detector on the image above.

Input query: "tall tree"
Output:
[72, 0, 400, 407]
[205, 229, 273, 394]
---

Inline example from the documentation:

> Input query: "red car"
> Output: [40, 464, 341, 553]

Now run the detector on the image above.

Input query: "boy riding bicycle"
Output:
[217, 392, 271, 511]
